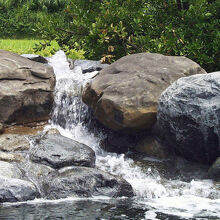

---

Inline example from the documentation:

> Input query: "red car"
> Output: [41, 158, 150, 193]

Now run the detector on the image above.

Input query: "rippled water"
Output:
[1, 51, 219, 220]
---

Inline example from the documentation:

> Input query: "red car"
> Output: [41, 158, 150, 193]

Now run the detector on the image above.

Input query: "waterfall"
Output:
[46, 50, 220, 219]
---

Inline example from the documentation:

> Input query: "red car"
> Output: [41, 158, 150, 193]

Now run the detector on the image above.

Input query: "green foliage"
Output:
[0, 0, 69, 38]
[40, 0, 219, 72]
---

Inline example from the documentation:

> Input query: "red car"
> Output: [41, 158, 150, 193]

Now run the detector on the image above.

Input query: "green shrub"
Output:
[39, 0, 219, 72]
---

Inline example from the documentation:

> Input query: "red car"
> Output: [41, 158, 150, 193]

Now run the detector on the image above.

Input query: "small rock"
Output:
[0, 176, 37, 203]
[69, 59, 109, 73]
[30, 134, 96, 169]
[42, 166, 134, 199]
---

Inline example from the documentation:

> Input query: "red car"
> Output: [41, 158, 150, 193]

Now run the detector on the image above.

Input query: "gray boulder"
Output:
[41, 166, 134, 199]
[69, 59, 109, 73]
[30, 134, 95, 169]
[155, 72, 220, 164]
[208, 157, 220, 180]
[0, 176, 37, 202]
[0, 50, 55, 125]
[83, 53, 206, 134]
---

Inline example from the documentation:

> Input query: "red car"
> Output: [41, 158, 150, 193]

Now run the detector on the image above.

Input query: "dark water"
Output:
[0, 198, 193, 220]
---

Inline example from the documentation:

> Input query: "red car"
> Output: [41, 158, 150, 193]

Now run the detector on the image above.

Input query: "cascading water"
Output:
[44, 51, 220, 219]
[1, 50, 219, 220]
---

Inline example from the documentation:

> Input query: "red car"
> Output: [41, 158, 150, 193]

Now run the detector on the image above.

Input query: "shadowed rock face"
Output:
[155, 72, 220, 164]
[41, 166, 134, 199]
[0, 50, 55, 125]
[30, 134, 96, 169]
[208, 157, 220, 180]
[82, 53, 206, 134]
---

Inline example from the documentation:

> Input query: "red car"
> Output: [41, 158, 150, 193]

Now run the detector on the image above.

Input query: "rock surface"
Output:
[0, 176, 37, 202]
[0, 123, 4, 134]
[69, 59, 109, 73]
[82, 53, 206, 133]
[134, 136, 172, 159]
[100, 132, 136, 153]
[0, 161, 22, 179]
[42, 166, 134, 199]
[0, 152, 24, 162]
[0, 134, 30, 152]
[30, 134, 96, 169]
[0, 50, 55, 125]
[155, 72, 220, 164]
[21, 54, 48, 64]
[208, 157, 220, 180]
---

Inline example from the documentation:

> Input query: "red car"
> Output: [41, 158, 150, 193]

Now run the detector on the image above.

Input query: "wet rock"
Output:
[83, 53, 206, 134]
[0, 134, 30, 152]
[208, 157, 220, 180]
[0, 176, 37, 202]
[69, 59, 109, 73]
[0, 123, 4, 134]
[17, 161, 54, 196]
[155, 72, 220, 164]
[21, 54, 48, 64]
[30, 134, 95, 169]
[100, 132, 136, 153]
[134, 136, 172, 159]
[0, 161, 22, 179]
[0, 152, 24, 162]
[42, 166, 134, 199]
[0, 50, 55, 125]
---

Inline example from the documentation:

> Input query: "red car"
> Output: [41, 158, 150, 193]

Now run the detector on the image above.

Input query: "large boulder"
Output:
[82, 53, 206, 133]
[0, 50, 55, 125]
[41, 166, 134, 199]
[155, 72, 220, 164]
[30, 134, 96, 169]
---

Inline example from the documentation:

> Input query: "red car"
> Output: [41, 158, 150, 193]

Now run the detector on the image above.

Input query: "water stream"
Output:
[1, 51, 220, 220]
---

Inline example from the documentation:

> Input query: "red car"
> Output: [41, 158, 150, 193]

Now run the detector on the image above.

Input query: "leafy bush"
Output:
[40, 0, 219, 72]
[0, 0, 69, 38]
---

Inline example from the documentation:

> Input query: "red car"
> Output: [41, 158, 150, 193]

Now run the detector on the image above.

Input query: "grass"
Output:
[0, 39, 85, 59]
